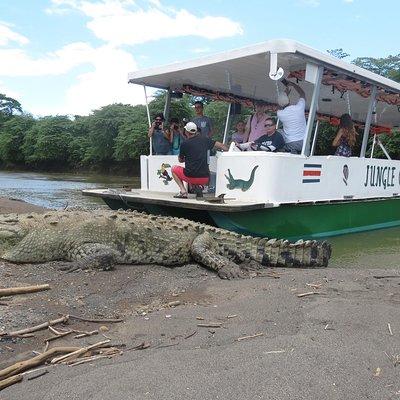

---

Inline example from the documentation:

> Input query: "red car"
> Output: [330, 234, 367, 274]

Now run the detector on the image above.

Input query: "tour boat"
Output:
[83, 39, 400, 240]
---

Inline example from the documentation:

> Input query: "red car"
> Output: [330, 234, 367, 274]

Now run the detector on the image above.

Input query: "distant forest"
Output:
[0, 50, 399, 174]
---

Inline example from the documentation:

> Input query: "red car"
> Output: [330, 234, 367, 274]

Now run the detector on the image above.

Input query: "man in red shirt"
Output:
[171, 122, 227, 198]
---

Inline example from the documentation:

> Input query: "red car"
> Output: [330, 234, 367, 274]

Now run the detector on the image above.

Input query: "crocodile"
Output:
[0, 210, 331, 279]
[225, 165, 258, 191]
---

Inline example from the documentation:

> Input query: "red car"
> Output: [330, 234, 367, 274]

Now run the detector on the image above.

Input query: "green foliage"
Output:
[353, 54, 400, 82]
[0, 94, 22, 126]
[22, 116, 73, 167]
[327, 48, 350, 59]
[0, 115, 35, 165]
[82, 103, 137, 165]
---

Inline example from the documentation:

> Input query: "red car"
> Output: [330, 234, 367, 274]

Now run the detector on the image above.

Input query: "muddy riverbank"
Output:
[0, 197, 399, 399]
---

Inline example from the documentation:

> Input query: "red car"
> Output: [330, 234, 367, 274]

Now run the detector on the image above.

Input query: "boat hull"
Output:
[101, 195, 400, 240]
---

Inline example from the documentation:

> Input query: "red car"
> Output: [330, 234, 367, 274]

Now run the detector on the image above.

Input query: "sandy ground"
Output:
[0, 197, 400, 399]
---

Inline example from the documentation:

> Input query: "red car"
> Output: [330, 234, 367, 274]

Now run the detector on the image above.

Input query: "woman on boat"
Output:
[244, 101, 270, 142]
[230, 120, 246, 144]
[332, 113, 357, 157]
[148, 113, 171, 155]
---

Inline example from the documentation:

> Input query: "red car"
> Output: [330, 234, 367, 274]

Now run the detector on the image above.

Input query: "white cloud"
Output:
[2, 1, 244, 115]
[0, 42, 96, 76]
[49, 0, 243, 45]
[0, 22, 29, 46]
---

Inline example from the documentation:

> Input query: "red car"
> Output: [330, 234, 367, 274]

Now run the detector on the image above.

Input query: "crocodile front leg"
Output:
[190, 232, 245, 279]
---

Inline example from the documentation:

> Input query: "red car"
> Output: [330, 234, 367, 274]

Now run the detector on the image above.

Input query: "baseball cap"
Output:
[277, 92, 289, 107]
[184, 122, 198, 133]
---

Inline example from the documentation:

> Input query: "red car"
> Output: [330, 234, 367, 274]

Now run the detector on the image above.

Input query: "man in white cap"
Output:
[171, 122, 228, 198]
[277, 79, 306, 154]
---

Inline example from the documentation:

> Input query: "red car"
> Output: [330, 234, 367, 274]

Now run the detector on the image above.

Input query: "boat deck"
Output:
[82, 188, 274, 212]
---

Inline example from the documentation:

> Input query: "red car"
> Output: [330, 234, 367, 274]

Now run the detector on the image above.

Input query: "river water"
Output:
[0, 171, 399, 269]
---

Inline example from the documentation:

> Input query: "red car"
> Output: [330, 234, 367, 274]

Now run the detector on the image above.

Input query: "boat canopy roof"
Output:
[128, 39, 400, 128]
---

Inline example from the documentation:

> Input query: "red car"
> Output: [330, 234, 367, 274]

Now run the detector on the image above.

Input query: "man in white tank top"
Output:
[277, 80, 306, 154]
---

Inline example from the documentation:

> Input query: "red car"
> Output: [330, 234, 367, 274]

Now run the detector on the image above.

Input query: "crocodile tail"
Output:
[248, 165, 259, 184]
[223, 235, 331, 268]
[247, 237, 331, 268]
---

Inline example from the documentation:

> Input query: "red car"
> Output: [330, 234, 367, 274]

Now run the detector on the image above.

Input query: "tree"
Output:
[0, 114, 35, 166]
[83, 104, 137, 165]
[327, 48, 350, 59]
[22, 116, 73, 168]
[353, 54, 400, 82]
[0, 94, 22, 125]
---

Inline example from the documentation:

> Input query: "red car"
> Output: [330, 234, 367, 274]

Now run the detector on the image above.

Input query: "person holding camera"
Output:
[168, 117, 185, 155]
[148, 113, 171, 155]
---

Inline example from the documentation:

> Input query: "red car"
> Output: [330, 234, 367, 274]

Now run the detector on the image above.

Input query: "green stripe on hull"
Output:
[209, 198, 400, 240]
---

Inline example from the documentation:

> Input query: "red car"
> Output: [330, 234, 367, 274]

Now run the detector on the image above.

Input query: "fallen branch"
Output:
[67, 354, 111, 367]
[0, 284, 50, 297]
[0, 374, 23, 391]
[51, 339, 110, 364]
[373, 275, 400, 279]
[297, 291, 320, 298]
[0, 346, 79, 380]
[388, 323, 393, 336]
[4, 315, 69, 337]
[45, 330, 73, 342]
[184, 331, 197, 339]
[27, 370, 49, 381]
[237, 332, 264, 342]
[197, 323, 222, 328]
[67, 314, 123, 324]
[74, 330, 98, 339]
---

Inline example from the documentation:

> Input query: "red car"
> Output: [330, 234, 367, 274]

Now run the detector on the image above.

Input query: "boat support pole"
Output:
[360, 85, 377, 158]
[301, 65, 323, 156]
[310, 120, 320, 156]
[143, 85, 152, 155]
[163, 88, 171, 123]
[222, 70, 233, 144]
[223, 103, 232, 144]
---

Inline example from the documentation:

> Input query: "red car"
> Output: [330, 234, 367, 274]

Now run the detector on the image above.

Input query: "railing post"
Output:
[143, 85, 152, 155]
[222, 103, 232, 144]
[360, 85, 377, 158]
[163, 88, 171, 123]
[301, 65, 323, 156]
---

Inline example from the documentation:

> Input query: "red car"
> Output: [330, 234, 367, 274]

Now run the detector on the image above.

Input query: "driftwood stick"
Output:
[74, 330, 98, 339]
[67, 354, 111, 367]
[45, 330, 73, 342]
[0, 284, 50, 297]
[51, 340, 110, 364]
[0, 374, 23, 391]
[237, 332, 264, 342]
[67, 314, 123, 324]
[0, 347, 79, 380]
[197, 323, 222, 328]
[297, 291, 319, 298]
[5, 315, 69, 337]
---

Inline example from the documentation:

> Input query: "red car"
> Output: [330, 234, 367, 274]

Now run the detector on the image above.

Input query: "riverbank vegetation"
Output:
[0, 52, 399, 174]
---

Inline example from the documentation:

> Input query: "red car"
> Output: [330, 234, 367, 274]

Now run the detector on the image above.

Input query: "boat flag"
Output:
[302, 164, 322, 183]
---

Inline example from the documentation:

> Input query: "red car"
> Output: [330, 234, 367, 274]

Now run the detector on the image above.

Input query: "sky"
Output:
[0, 0, 399, 117]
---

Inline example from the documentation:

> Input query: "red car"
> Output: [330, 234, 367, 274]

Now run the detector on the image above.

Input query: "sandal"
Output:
[173, 192, 188, 199]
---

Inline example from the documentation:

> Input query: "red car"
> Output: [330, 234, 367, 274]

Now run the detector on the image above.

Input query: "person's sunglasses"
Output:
[265, 124, 274, 127]
[155, 119, 162, 121]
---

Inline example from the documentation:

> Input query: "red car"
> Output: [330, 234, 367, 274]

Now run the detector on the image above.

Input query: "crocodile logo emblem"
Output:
[157, 163, 173, 185]
[225, 165, 259, 191]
